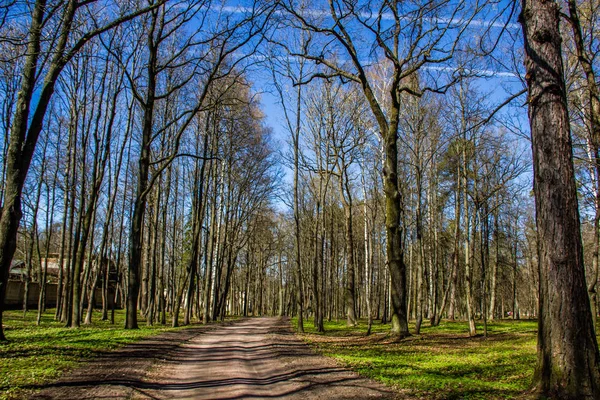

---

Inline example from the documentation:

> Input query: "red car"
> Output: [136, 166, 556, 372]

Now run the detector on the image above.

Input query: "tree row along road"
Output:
[32, 318, 394, 399]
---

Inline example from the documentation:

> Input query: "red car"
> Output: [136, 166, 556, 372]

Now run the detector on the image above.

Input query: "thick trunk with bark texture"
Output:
[383, 127, 409, 337]
[520, 0, 600, 397]
[0, 0, 47, 341]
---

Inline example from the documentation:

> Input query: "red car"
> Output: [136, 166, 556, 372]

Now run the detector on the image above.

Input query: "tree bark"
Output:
[0, 0, 46, 341]
[293, 73, 304, 333]
[520, 0, 600, 396]
[384, 125, 410, 337]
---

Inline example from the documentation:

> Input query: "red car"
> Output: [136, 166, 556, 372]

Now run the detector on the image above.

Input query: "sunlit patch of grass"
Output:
[294, 317, 538, 399]
[0, 309, 182, 400]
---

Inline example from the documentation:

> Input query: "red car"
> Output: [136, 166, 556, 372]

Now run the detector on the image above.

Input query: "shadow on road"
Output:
[30, 318, 396, 399]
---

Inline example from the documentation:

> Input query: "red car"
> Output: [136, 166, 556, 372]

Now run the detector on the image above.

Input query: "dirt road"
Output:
[32, 317, 395, 399]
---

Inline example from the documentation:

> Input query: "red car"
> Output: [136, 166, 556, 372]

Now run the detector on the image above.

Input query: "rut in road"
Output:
[32, 317, 396, 399]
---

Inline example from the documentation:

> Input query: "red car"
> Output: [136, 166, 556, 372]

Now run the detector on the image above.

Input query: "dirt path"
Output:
[32, 317, 395, 399]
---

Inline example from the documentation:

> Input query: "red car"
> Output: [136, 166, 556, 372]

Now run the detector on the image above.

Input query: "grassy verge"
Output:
[0, 309, 183, 400]
[294, 317, 538, 400]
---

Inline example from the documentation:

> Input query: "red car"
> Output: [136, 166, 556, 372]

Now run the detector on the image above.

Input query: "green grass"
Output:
[294, 317, 539, 399]
[0, 309, 182, 400]
[0, 310, 562, 399]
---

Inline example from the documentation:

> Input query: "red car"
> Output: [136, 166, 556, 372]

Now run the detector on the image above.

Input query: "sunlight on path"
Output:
[33, 318, 395, 399]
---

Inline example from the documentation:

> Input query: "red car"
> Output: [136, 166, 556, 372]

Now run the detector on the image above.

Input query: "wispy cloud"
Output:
[215, 4, 519, 30]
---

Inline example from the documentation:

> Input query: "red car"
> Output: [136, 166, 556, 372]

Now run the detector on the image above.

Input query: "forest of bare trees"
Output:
[1, 0, 600, 398]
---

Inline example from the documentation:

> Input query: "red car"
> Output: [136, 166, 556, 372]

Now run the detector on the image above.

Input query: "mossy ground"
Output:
[0, 309, 180, 400]
[294, 317, 540, 399]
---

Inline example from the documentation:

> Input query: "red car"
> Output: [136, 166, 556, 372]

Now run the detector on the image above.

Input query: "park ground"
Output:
[296, 318, 538, 399]
[0, 310, 542, 399]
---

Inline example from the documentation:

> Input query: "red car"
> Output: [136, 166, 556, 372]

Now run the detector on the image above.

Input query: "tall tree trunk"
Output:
[384, 123, 410, 337]
[520, 0, 600, 396]
[428, 174, 439, 326]
[61, 116, 79, 325]
[463, 147, 476, 337]
[185, 121, 210, 325]
[448, 164, 461, 321]
[480, 207, 489, 337]
[338, 166, 357, 327]
[363, 177, 373, 336]
[415, 171, 425, 334]
[203, 155, 218, 323]
[278, 251, 284, 317]
[0, 0, 47, 341]
[489, 205, 499, 320]
[312, 197, 324, 332]
[512, 223, 519, 320]
[293, 74, 304, 333]
[37, 150, 57, 324]
[24, 159, 44, 316]
[126, 8, 160, 329]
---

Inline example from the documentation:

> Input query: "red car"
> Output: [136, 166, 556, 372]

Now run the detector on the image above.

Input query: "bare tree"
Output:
[0, 0, 165, 340]
[122, 1, 273, 329]
[280, 0, 503, 336]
